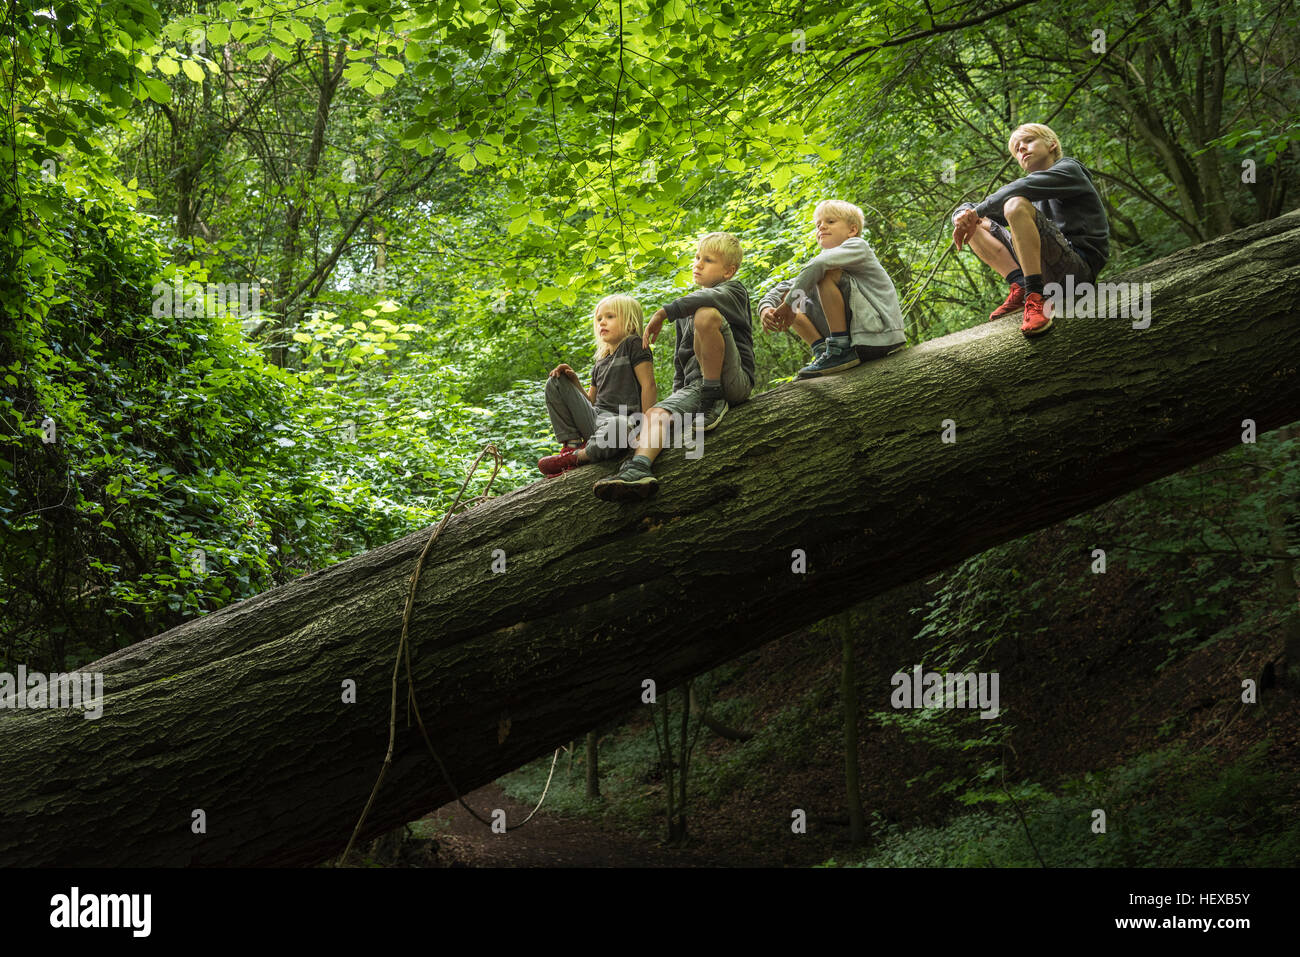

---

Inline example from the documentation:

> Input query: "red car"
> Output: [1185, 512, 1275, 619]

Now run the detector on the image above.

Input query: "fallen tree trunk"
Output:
[2, 212, 1298, 866]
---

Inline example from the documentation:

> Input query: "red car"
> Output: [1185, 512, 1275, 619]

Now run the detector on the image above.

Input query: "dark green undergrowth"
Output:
[821, 742, 1300, 868]
[500, 676, 765, 840]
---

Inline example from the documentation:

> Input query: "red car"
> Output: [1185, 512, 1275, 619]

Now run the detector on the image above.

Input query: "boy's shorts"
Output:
[987, 209, 1094, 287]
[656, 316, 753, 420]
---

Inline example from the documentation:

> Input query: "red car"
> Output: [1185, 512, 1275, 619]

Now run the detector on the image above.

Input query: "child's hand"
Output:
[550, 363, 579, 383]
[643, 309, 667, 348]
[771, 301, 796, 330]
[952, 208, 979, 251]
[760, 305, 791, 333]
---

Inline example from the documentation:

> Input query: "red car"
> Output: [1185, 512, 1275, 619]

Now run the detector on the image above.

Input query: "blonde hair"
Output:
[813, 200, 865, 236]
[1008, 123, 1063, 162]
[697, 232, 743, 272]
[592, 294, 644, 359]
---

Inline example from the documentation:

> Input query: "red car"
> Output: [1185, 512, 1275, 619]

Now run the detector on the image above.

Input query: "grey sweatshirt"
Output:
[758, 236, 905, 348]
[662, 279, 756, 392]
[955, 157, 1110, 276]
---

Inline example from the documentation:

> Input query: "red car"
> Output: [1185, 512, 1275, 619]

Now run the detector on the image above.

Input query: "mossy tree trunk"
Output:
[2, 213, 1299, 866]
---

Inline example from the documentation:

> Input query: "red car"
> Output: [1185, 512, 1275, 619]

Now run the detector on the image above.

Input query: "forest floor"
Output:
[398, 522, 1300, 869]
[414, 783, 749, 867]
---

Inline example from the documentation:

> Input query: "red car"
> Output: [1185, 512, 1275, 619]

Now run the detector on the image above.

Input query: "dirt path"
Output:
[419, 784, 744, 867]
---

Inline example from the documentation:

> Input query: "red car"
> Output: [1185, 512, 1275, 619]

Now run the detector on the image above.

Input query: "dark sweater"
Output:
[661, 279, 756, 392]
[956, 157, 1110, 277]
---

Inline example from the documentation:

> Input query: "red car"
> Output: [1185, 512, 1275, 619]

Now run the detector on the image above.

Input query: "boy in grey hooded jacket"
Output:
[759, 200, 905, 378]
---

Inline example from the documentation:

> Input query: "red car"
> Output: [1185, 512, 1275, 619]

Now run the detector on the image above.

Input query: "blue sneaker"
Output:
[593, 458, 658, 501]
[797, 336, 860, 378]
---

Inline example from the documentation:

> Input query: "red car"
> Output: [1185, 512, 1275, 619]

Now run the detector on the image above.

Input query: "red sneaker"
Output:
[1020, 292, 1053, 336]
[539, 448, 581, 477]
[989, 283, 1025, 321]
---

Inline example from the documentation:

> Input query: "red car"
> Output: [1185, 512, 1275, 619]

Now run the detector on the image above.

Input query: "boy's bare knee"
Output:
[1004, 196, 1034, 219]
[692, 307, 723, 331]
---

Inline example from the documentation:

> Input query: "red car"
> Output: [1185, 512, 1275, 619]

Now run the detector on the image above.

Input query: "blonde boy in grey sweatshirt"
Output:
[759, 200, 905, 378]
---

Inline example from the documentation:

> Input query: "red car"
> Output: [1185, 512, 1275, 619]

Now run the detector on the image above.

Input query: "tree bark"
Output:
[2, 212, 1299, 867]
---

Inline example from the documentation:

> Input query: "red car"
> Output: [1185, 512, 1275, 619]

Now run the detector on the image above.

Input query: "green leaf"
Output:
[156, 56, 180, 76]
[142, 77, 172, 104]
[182, 60, 205, 83]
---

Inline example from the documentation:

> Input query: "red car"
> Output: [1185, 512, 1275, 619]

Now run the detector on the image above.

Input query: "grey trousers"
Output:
[544, 376, 635, 462]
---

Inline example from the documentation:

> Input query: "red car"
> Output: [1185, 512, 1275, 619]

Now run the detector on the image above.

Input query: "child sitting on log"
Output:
[593, 232, 755, 501]
[539, 294, 656, 477]
[951, 123, 1110, 336]
[758, 200, 906, 378]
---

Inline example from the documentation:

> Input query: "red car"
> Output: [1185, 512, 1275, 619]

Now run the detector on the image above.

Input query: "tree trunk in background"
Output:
[2, 213, 1298, 866]
[1265, 494, 1300, 685]
[585, 730, 599, 799]
[1263, 426, 1300, 687]
[841, 610, 866, 847]
[270, 41, 347, 367]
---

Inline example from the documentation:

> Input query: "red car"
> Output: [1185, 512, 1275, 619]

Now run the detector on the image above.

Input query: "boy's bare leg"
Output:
[816, 268, 847, 334]
[964, 220, 1021, 277]
[790, 311, 821, 345]
[1003, 196, 1042, 276]
[628, 407, 670, 465]
[692, 307, 725, 380]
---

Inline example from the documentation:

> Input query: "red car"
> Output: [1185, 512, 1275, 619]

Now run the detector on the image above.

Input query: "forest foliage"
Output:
[2, 0, 1298, 671]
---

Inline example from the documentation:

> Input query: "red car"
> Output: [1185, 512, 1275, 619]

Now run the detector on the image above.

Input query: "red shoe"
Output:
[1020, 292, 1053, 336]
[989, 283, 1025, 321]
[539, 448, 581, 477]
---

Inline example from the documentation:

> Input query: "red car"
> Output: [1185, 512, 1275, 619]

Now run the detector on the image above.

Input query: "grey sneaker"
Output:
[696, 394, 728, 431]
[593, 458, 659, 501]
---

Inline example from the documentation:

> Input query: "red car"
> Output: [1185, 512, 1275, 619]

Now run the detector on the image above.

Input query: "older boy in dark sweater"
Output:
[952, 123, 1110, 336]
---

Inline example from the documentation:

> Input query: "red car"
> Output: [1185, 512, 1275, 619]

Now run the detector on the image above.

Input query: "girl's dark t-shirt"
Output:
[592, 336, 653, 414]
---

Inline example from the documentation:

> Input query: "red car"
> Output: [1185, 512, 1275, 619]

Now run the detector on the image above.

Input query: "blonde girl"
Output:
[540, 294, 657, 476]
